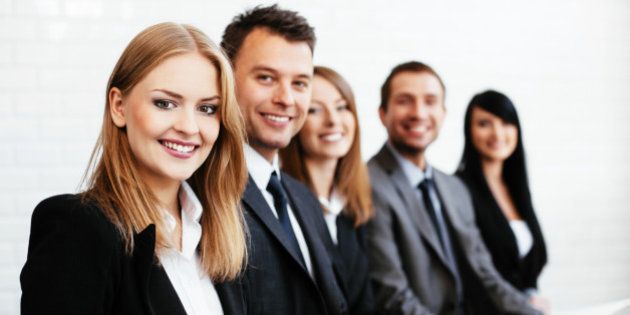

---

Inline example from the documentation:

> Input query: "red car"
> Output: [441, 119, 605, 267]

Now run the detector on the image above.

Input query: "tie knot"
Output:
[267, 171, 286, 200]
[418, 177, 433, 192]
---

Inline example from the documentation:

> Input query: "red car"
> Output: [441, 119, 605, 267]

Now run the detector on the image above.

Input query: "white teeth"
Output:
[409, 125, 428, 133]
[265, 114, 289, 123]
[322, 133, 343, 142]
[162, 141, 194, 153]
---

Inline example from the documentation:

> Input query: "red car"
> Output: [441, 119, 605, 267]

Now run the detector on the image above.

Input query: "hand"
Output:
[529, 294, 551, 315]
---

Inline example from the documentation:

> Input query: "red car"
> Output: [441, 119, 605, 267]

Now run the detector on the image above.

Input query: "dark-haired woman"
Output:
[456, 90, 550, 312]
[280, 66, 374, 314]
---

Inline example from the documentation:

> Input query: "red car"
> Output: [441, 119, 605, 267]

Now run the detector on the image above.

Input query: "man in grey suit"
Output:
[367, 61, 545, 315]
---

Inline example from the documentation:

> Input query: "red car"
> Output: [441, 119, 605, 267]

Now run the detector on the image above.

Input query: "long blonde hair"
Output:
[82, 22, 247, 281]
[280, 66, 373, 226]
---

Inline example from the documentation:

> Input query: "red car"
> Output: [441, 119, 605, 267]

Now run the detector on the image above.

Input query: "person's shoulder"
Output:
[281, 172, 313, 196]
[34, 194, 104, 220]
[434, 168, 467, 190]
[31, 194, 119, 243]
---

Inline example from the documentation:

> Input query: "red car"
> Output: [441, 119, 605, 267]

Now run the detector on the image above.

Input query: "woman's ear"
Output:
[109, 87, 126, 127]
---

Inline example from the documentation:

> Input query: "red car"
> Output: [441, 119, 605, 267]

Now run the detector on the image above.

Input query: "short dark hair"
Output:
[221, 4, 316, 62]
[379, 61, 446, 111]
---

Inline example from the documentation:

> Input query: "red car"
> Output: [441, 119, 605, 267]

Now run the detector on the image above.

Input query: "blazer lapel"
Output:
[133, 224, 187, 315]
[282, 175, 347, 315]
[375, 145, 452, 270]
[133, 224, 157, 315]
[241, 176, 308, 271]
[432, 171, 469, 242]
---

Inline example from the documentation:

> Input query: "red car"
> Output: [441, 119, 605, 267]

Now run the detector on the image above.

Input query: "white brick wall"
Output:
[2, 0, 629, 314]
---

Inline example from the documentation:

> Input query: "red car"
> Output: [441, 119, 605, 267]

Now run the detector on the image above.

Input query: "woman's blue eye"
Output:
[154, 99, 176, 109]
[199, 104, 218, 115]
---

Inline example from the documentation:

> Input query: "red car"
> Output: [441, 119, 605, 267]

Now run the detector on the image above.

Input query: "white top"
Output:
[157, 181, 223, 315]
[244, 144, 314, 276]
[319, 188, 346, 245]
[509, 220, 534, 258]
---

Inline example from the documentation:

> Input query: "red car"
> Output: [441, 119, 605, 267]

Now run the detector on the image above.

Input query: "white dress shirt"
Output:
[244, 144, 314, 276]
[509, 220, 534, 258]
[319, 188, 346, 245]
[157, 181, 223, 315]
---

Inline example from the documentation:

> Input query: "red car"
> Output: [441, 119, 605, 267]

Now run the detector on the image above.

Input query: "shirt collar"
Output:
[387, 141, 433, 187]
[244, 144, 282, 191]
[318, 187, 346, 216]
[161, 181, 203, 259]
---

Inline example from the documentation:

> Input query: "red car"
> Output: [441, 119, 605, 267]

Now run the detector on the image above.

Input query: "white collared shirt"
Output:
[244, 144, 314, 276]
[157, 181, 223, 315]
[509, 220, 534, 258]
[319, 188, 346, 245]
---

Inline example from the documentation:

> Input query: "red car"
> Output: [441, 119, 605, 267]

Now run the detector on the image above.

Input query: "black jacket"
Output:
[330, 213, 375, 314]
[456, 171, 548, 291]
[225, 174, 348, 315]
[20, 194, 244, 315]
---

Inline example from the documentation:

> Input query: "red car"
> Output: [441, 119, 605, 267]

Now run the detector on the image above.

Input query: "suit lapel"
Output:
[282, 175, 347, 315]
[432, 171, 466, 236]
[133, 224, 157, 314]
[241, 176, 308, 271]
[132, 224, 186, 315]
[375, 145, 453, 271]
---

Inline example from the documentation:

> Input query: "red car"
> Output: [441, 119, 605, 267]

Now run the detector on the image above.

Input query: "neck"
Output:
[304, 157, 338, 199]
[250, 140, 278, 164]
[481, 158, 504, 183]
[146, 176, 181, 221]
[400, 151, 426, 170]
[389, 141, 427, 170]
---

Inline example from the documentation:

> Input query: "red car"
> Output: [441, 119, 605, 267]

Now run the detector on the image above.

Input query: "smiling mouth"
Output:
[159, 140, 197, 154]
[262, 113, 291, 123]
[405, 124, 430, 134]
[321, 133, 343, 142]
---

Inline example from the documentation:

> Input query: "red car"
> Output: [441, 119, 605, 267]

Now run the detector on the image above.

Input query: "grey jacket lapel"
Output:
[241, 177, 307, 270]
[375, 145, 450, 266]
[432, 171, 467, 236]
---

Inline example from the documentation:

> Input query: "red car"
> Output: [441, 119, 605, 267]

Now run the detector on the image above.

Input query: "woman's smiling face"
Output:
[110, 52, 221, 186]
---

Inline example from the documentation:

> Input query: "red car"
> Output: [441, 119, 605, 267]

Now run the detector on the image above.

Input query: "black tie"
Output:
[266, 172, 305, 265]
[418, 179, 448, 249]
[418, 178, 463, 304]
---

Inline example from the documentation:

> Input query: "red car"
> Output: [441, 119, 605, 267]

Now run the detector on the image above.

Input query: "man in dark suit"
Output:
[220, 5, 347, 315]
[367, 61, 545, 315]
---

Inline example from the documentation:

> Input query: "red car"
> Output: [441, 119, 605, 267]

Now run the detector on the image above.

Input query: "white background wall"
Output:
[1, 0, 629, 314]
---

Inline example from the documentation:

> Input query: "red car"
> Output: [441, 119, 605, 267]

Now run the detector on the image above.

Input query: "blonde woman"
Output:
[280, 66, 374, 314]
[20, 22, 247, 314]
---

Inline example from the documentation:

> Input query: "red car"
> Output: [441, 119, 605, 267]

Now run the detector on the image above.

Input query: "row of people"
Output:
[20, 4, 548, 315]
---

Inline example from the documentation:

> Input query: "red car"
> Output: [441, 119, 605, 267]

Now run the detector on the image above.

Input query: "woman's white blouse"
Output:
[509, 220, 534, 259]
[158, 181, 223, 315]
[319, 189, 346, 245]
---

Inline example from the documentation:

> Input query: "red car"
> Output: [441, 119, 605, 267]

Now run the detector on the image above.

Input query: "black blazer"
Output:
[329, 213, 374, 315]
[456, 171, 547, 291]
[20, 194, 244, 315]
[226, 175, 348, 315]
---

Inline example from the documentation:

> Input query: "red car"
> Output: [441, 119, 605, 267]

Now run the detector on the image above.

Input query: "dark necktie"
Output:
[266, 171, 305, 266]
[418, 178, 463, 303]
[418, 178, 447, 249]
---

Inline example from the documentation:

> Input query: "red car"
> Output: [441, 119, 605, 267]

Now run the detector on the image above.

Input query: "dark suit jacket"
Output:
[366, 145, 540, 315]
[20, 194, 244, 315]
[330, 213, 375, 315]
[230, 175, 347, 315]
[456, 170, 547, 291]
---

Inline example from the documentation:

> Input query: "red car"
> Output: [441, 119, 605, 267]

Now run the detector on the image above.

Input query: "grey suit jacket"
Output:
[366, 144, 540, 315]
